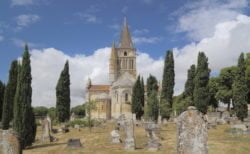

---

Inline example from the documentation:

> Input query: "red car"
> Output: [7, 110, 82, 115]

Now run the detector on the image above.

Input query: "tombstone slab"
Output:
[177, 106, 208, 154]
[110, 129, 121, 144]
[144, 121, 161, 151]
[0, 130, 21, 154]
[67, 138, 82, 148]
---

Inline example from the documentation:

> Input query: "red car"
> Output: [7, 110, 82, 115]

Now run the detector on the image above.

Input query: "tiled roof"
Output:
[89, 85, 110, 91]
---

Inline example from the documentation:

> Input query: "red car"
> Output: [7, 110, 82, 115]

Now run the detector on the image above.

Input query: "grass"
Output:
[22, 122, 250, 154]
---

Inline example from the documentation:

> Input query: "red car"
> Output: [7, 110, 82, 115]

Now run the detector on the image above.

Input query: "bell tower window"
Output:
[124, 51, 127, 56]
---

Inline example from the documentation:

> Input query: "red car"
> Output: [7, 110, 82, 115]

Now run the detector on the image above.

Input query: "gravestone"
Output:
[157, 115, 162, 125]
[144, 121, 161, 151]
[41, 118, 57, 143]
[117, 114, 135, 151]
[70, 112, 76, 121]
[46, 115, 52, 133]
[67, 138, 82, 148]
[0, 130, 21, 154]
[177, 106, 208, 154]
[110, 128, 121, 144]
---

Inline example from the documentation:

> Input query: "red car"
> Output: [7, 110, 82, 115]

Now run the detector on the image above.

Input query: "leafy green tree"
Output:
[33, 106, 49, 117]
[208, 77, 219, 109]
[233, 53, 248, 121]
[56, 61, 71, 122]
[13, 45, 36, 149]
[183, 65, 196, 105]
[132, 76, 144, 119]
[216, 66, 237, 110]
[161, 50, 175, 118]
[193, 52, 210, 114]
[85, 100, 97, 131]
[0, 81, 5, 121]
[2, 60, 18, 129]
[48, 107, 56, 120]
[71, 105, 86, 117]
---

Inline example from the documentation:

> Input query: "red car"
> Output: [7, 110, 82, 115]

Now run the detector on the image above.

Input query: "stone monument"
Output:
[177, 106, 208, 154]
[0, 130, 21, 154]
[144, 121, 161, 151]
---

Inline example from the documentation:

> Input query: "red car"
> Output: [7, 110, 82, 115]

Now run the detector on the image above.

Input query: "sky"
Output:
[0, 0, 250, 107]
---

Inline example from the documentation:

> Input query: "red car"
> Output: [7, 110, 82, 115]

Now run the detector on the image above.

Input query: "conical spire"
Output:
[119, 17, 134, 48]
[110, 41, 117, 59]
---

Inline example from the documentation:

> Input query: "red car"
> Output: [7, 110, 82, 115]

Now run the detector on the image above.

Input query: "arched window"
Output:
[125, 93, 128, 102]
[124, 51, 127, 56]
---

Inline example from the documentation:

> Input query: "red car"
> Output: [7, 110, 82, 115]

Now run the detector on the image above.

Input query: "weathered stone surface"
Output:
[157, 116, 162, 125]
[110, 129, 121, 144]
[41, 119, 57, 143]
[67, 138, 82, 148]
[177, 106, 208, 154]
[231, 124, 247, 131]
[0, 130, 21, 154]
[46, 115, 53, 133]
[70, 112, 76, 121]
[117, 114, 135, 150]
[144, 121, 161, 151]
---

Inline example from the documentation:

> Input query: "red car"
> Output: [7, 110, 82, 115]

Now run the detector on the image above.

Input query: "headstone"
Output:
[74, 124, 80, 131]
[110, 128, 121, 144]
[144, 121, 161, 151]
[231, 124, 247, 131]
[46, 114, 53, 133]
[132, 113, 136, 121]
[70, 112, 76, 121]
[59, 124, 70, 133]
[40, 119, 57, 143]
[177, 106, 208, 154]
[67, 138, 82, 148]
[117, 114, 136, 151]
[157, 115, 162, 125]
[0, 130, 21, 154]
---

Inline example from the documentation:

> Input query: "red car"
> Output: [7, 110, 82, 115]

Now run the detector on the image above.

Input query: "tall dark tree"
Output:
[216, 66, 237, 111]
[132, 76, 144, 119]
[13, 44, 36, 149]
[193, 52, 210, 114]
[146, 74, 158, 96]
[161, 50, 175, 118]
[233, 53, 248, 121]
[245, 53, 250, 103]
[140, 77, 145, 115]
[2, 60, 18, 129]
[145, 75, 159, 121]
[183, 65, 196, 104]
[0, 81, 5, 120]
[208, 77, 219, 109]
[56, 60, 71, 122]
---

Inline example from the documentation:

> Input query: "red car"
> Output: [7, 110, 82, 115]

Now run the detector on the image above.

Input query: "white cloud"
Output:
[15, 14, 40, 30]
[175, 0, 248, 41]
[0, 36, 4, 42]
[11, 0, 34, 6]
[11, 38, 39, 48]
[132, 36, 162, 44]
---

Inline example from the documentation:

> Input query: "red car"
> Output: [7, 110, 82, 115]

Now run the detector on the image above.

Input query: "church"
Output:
[86, 18, 137, 119]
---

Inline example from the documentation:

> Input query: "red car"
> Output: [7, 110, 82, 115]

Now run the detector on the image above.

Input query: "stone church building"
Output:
[86, 18, 137, 119]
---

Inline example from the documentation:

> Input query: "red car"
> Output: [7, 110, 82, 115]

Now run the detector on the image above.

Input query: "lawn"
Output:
[23, 122, 250, 154]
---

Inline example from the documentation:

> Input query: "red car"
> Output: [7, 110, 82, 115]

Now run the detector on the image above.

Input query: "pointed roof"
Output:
[110, 42, 117, 59]
[119, 17, 134, 48]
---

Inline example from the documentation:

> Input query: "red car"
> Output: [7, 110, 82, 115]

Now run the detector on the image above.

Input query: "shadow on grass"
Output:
[26, 142, 66, 150]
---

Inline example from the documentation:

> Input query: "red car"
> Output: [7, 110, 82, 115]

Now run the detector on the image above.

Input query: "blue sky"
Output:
[0, 0, 192, 81]
[1, 0, 250, 106]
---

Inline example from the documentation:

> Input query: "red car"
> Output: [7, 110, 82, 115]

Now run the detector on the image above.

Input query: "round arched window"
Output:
[125, 93, 128, 102]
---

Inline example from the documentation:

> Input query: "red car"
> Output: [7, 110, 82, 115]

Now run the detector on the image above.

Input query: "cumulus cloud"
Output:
[175, 0, 248, 41]
[15, 14, 40, 30]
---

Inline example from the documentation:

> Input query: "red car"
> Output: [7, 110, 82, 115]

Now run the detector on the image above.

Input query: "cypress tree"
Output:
[183, 65, 196, 104]
[161, 50, 175, 118]
[140, 77, 145, 116]
[132, 76, 144, 119]
[2, 60, 18, 129]
[56, 60, 71, 122]
[146, 74, 158, 97]
[13, 44, 36, 149]
[233, 53, 248, 121]
[0, 81, 5, 120]
[145, 75, 159, 121]
[193, 52, 210, 114]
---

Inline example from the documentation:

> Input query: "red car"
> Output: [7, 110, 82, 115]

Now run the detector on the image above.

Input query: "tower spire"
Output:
[119, 17, 134, 48]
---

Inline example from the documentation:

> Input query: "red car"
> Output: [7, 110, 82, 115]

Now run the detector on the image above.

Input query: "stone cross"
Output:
[41, 118, 53, 143]
[177, 106, 208, 154]
[117, 114, 136, 150]
[0, 130, 21, 154]
[144, 121, 161, 151]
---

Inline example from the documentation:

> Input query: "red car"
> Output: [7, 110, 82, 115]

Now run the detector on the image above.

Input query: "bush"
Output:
[33, 106, 48, 117]
[71, 105, 85, 117]
[67, 119, 102, 128]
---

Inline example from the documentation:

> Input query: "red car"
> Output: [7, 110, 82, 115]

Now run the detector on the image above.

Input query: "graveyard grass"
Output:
[23, 122, 250, 154]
